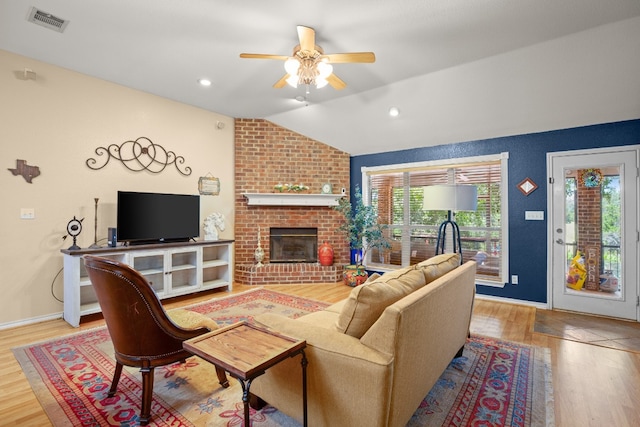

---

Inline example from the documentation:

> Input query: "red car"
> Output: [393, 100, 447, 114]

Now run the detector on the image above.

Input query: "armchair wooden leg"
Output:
[216, 366, 230, 388]
[108, 362, 124, 397]
[139, 367, 155, 426]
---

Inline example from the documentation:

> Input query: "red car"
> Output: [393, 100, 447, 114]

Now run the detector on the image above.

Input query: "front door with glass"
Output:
[548, 147, 639, 320]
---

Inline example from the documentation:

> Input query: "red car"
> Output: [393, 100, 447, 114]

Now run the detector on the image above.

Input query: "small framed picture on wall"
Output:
[198, 176, 220, 195]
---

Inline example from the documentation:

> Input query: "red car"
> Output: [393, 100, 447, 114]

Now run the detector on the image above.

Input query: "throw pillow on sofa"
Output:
[334, 253, 462, 339]
[335, 266, 425, 338]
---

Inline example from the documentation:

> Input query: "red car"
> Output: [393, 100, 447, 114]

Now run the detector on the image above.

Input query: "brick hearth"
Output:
[236, 263, 343, 285]
[234, 119, 351, 285]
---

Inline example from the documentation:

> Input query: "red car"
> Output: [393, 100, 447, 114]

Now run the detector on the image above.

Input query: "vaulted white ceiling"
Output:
[2, 1, 640, 155]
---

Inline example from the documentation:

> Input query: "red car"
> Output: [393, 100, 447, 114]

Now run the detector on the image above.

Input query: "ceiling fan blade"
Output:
[240, 53, 289, 60]
[322, 52, 376, 63]
[297, 25, 315, 53]
[273, 74, 290, 88]
[327, 73, 347, 90]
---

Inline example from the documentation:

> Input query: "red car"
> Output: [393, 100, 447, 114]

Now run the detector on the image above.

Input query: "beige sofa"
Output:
[251, 253, 477, 427]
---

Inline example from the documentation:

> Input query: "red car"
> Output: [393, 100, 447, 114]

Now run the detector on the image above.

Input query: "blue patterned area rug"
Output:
[13, 289, 554, 426]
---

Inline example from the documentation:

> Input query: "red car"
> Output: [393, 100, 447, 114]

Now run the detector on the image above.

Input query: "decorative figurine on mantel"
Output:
[255, 228, 265, 267]
[204, 212, 225, 241]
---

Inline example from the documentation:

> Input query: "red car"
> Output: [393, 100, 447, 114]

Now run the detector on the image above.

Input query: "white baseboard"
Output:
[0, 312, 63, 331]
[475, 293, 549, 310]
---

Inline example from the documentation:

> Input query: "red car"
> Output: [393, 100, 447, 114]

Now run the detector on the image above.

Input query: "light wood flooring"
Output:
[2, 284, 640, 426]
[534, 308, 640, 353]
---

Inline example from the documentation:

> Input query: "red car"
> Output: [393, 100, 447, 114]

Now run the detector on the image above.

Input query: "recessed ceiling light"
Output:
[198, 78, 212, 87]
[389, 107, 400, 117]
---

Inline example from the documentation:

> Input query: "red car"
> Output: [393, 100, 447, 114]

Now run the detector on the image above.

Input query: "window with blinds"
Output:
[362, 153, 508, 285]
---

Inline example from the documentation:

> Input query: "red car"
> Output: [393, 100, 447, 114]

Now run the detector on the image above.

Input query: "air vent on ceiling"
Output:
[26, 7, 69, 33]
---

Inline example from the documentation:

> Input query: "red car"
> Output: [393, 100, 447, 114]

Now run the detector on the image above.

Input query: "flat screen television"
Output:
[117, 191, 200, 245]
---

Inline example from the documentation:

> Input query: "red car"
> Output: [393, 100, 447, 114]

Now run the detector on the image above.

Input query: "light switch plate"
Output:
[525, 210, 544, 220]
[20, 208, 35, 219]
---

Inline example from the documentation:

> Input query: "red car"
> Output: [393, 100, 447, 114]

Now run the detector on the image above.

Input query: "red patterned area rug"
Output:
[407, 336, 554, 427]
[14, 288, 554, 426]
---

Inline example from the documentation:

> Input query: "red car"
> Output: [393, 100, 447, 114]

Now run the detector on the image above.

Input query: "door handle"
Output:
[556, 238, 564, 244]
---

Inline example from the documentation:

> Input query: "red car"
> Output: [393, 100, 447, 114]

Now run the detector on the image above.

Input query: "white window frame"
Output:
[361, 152, 509, 287]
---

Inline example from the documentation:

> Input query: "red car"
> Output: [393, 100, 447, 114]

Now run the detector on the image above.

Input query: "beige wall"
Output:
[0, 49, 235, 328]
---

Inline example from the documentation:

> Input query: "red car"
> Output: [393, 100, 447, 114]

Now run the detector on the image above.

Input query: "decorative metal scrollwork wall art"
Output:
[86, 137, 192, 176]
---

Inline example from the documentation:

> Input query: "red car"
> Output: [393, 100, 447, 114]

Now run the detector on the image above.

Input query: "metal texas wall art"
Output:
[86, 137, 192, 176]
[8, 159, 41, 183]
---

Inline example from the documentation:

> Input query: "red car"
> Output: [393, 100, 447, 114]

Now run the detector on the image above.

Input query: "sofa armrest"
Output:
[251, 312, 395, 427]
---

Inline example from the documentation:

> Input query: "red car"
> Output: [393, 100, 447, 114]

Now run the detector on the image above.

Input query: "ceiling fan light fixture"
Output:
[240, 25, 374, 91]
[317, 61, 333, 79]
[316, 77, 329, 89]
[286, 74, 299, 88]
[284, 57, 300, 75]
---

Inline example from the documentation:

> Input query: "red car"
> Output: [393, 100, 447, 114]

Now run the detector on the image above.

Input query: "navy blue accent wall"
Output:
[350, 119, 640, 303]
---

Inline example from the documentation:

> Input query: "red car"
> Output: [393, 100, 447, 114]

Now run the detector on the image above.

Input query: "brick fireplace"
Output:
[234, 119, 350, 285]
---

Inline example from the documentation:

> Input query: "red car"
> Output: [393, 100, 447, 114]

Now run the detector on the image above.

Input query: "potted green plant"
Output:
[335, 185, 391, 286]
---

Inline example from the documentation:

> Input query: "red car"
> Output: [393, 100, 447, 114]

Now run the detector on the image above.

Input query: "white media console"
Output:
[61, 240, 234, 327]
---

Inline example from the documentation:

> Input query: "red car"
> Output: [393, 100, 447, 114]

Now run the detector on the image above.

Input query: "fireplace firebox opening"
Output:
[270, 227, 318, 263]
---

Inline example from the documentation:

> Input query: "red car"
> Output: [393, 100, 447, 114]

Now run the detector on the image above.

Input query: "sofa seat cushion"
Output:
[296, 309, 340, 329]
[324, 299, 347, 314]
[417, 253, 461, 283]
[335, 266, 425, 338]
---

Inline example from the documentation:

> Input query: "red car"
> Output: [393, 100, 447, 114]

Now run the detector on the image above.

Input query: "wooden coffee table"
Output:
[183, 321, 308, 426]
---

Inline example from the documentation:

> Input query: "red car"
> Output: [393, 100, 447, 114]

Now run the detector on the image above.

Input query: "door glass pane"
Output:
[564, 167, 622, 299]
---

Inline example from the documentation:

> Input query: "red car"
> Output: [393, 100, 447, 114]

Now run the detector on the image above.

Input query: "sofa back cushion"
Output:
[335, 266, 425, 338]
[417, 253, 461, 283]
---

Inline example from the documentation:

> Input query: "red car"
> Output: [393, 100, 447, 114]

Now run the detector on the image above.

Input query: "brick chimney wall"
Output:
[234, 119, 351, 284]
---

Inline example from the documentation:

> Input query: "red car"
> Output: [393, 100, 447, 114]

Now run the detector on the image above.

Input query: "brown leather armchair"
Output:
[83, 255, 228, 425]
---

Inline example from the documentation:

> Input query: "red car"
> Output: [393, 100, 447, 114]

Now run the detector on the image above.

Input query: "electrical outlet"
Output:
[511, 274, 519, 285]
[20, 208, 35, 219]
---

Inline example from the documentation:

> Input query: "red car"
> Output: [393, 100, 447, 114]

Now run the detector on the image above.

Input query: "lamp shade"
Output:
[315, 77, 329, 88]
[423, 184, 477, 211]
[317, 61, 333, 79]
[284, 57, 300, 75]
[286, 74, 299, 88]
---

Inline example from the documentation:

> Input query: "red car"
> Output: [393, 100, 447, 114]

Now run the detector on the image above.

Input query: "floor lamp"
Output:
[423, 184, 477, 263]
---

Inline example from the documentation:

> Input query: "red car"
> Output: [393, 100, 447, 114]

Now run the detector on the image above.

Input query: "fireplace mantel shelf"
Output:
[243, 193, 342, 207]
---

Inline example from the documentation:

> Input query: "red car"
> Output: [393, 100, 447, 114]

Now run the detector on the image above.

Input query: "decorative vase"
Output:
[318, 241, 334, 266]
[350, 248, 364, 265]
[255, 245, 264, 267]
[343, 265, 368, 287]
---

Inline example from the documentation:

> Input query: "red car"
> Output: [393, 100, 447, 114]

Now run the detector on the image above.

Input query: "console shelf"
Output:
[61, 240, 234, 327]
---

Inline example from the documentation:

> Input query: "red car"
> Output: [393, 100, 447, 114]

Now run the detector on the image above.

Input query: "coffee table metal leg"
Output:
[300, 349, 308, 427]
[237, 377, 254, 426]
